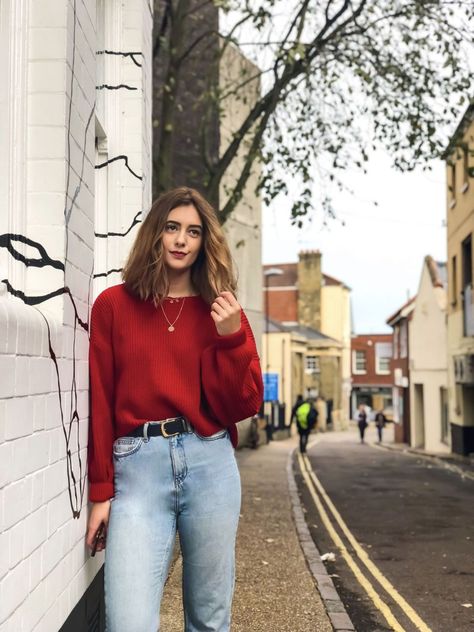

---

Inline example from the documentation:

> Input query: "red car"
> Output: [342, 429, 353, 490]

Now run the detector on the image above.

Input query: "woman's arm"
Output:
[201, 308, 263, 425]
[87, 292, 115, 502]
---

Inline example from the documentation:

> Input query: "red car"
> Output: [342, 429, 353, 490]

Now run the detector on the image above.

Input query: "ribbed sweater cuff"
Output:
[214, 326, 246, 349]
[89, 482, 114, 503]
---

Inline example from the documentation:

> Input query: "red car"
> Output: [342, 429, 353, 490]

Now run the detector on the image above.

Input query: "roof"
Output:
[425, 256, 447, 289]
[263, 262, 350, 290]
[266, 318, 341, 345]
[422, 256, 447, 312]
[263, 263, 297, 287]
[386, 295, 416, 326]
[442, 100, 474, 160]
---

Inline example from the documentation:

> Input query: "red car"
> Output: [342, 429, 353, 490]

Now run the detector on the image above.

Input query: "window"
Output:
[449, 160, 457, 207]
[353, 350, 367, 374]
[462, 234, 474, 336]
[305, 355, 320, 373]
[400, 321, 408, 358]
[440, 387, 449, 443]
[451, 255, 457, 307]
[375, 342, 392, 374]
[462, 143, 470, 193]
[393, 326, 399, 359]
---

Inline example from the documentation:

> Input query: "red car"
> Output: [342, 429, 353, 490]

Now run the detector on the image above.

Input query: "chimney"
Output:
[297, 250, 322, 330]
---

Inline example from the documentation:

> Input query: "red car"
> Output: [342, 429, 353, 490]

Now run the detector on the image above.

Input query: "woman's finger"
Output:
[213, 297, 234, 313]
[211, 302, 228, 319]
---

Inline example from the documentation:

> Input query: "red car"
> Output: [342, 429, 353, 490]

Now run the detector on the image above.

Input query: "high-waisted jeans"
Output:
[104, 427, 241, 632]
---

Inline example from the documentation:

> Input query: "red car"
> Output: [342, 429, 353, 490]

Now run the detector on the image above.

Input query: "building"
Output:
[409, 256, 449, 452]
[152, 4, 264, 443]
[263, 250, 351, 429]
[265, 318, 342, 432]
[445, 101, 474, 456]
[386, 297, 416, 444]
[0, 2, 153, 630]
[350, 334, 393, 419]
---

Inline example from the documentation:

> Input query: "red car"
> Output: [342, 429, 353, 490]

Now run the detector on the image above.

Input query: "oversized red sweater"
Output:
[87, 283, 263, 502]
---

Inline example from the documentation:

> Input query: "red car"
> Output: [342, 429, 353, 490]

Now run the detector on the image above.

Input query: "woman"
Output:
[85, 187, 263, 632]
[357, 404, 368, 444]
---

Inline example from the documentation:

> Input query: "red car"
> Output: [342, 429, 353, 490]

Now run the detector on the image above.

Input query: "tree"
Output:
[153, 0, 473, 225]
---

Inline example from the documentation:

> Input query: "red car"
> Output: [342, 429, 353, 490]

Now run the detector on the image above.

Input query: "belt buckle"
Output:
[161, 418, 180, 438]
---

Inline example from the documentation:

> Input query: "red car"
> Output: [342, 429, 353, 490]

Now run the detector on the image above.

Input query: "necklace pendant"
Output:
[168, 325, 175, 332]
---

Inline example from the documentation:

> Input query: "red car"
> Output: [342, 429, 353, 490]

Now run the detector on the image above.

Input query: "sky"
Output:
[262, 152, 447, 334]
[219, 3, 464, 335]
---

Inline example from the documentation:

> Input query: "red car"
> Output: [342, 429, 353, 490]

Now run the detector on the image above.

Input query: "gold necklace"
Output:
[160, 297, 186, 332]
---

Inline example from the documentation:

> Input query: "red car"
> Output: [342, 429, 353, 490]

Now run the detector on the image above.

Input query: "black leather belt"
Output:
[126, 416, 192, 439]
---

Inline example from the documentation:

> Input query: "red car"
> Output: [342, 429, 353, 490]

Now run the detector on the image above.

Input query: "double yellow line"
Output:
[297, 451, 432, 632]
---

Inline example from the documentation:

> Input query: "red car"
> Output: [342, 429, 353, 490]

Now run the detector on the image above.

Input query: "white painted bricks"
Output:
[1, 1, 152, 630]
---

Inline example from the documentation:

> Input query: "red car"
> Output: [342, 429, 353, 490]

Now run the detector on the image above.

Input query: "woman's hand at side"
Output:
[86, 500, 112, 553]
[211, 291, 241, 336]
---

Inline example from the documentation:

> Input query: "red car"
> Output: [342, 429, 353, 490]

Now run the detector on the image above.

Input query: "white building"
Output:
[0, 1, 153, 630]
[409, 256, 449, 453]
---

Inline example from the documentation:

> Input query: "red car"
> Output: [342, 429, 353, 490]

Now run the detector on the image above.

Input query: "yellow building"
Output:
[321, 275, 352, 430]
[445, 101, 474, 456]
[263, 251, 351, 432]
[263, 319, 343, 432]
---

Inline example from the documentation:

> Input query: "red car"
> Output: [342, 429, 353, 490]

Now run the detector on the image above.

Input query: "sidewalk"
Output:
[160, 435, 334, 632]
[378, 438, 474, 480]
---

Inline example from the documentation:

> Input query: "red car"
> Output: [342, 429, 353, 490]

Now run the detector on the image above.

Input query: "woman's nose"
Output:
[174, 230, 186, 246]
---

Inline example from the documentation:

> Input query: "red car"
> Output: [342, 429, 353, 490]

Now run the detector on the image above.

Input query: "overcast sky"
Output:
[219, 4, 459, 334]
[262, 151, 447, 334]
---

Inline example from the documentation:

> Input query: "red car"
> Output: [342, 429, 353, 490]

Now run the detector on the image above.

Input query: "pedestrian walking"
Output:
[289, 394, 304, 432]
[85, 187, 263, 632]
[357, 404, 368, 444]
[296, 399, 318, 453]
[374, 409, 387, 443]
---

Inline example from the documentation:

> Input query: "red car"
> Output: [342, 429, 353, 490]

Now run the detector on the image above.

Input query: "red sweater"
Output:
[87, 283, 263, 502]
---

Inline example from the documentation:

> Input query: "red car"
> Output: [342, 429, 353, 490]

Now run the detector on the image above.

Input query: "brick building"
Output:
[350, 334, 393, 419]
[387, 297, 416, 444]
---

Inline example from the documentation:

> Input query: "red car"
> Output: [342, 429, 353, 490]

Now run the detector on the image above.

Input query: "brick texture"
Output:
[0, 1, 152, 630]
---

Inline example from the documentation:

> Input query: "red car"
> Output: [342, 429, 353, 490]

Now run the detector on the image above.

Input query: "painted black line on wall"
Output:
[95, 211, 142, 238]
[1, 279, 89, 331]
[95, 155, 143, 180]
[93, 268, 123, 279]
[0, 234, 65, 270]
[96, 50, 143, 67]
[96, 84, 138, 91]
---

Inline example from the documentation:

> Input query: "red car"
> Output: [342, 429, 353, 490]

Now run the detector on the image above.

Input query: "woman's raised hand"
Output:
[211, 291, 241, 336]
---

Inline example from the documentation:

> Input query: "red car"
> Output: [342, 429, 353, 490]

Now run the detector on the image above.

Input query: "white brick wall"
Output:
[0, 0, 152, 629]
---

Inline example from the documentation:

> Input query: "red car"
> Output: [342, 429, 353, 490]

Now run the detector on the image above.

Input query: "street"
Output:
[294, 425, 474, 632]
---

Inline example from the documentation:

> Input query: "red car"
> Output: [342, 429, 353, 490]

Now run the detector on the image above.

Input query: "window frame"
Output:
[353, 349, 367, 375]
[305, 355, 320, 374]
[375, 342, 392, 375]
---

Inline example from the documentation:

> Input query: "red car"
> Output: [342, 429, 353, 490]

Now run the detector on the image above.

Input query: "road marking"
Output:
[298, 452, 433, 632]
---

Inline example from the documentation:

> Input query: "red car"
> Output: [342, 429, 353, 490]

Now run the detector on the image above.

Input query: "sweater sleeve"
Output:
[201, 310, 263, 425]
[87, 292, 115, 502]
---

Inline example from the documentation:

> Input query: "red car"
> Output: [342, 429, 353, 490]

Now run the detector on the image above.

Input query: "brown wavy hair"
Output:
[122, 187, 237, 306]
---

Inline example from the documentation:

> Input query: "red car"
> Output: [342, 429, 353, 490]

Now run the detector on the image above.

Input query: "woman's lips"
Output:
[170, 251, 186, 259]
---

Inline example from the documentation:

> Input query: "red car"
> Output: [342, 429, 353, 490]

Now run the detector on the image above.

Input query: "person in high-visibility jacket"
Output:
[296, 399, 318, 453]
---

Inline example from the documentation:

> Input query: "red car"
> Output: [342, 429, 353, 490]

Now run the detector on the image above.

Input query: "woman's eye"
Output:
[189, 229, 202, 237]
[165, 223, 177, 232]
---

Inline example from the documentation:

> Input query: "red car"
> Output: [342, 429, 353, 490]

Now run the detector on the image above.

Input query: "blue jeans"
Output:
[104, 427, 241, 632]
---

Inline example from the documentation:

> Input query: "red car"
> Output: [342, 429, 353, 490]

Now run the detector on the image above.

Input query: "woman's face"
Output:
[161, 204, 203, 273]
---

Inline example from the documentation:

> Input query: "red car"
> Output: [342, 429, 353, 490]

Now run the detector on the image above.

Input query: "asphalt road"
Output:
[294, 426, 474, 632]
